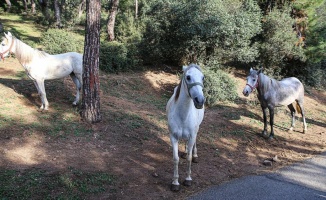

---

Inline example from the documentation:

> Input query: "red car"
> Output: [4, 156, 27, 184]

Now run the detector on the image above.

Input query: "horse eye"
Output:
[253, 79, 256, 82]
[202, 77, 205, 81]
[186, 75, 191, 81]
[1, 43, 4, 46]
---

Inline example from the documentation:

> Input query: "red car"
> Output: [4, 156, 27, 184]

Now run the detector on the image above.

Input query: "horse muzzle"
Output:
[194, 96, 205, 109]
[242, 88, 250, 97]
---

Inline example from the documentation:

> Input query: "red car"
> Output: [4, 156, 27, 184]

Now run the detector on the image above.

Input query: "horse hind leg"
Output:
[70, 73, 81, 106]
[287, 103, 296, 131]
[296, 100, 307, 133]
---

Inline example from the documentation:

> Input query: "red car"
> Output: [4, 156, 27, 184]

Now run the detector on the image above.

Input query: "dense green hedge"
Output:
[99, 41, 141, 73]
[203, 67, 238, 106]
[40, 29, 84, 54]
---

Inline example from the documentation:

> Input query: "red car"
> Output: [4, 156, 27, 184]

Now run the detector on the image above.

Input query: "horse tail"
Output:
[295, 101, 302, 114]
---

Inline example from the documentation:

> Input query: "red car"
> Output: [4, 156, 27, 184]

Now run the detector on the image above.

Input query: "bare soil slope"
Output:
[0, 59, 325, 199]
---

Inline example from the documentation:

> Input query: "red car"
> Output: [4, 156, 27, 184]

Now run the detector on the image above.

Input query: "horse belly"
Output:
[278, 96, 296, 106]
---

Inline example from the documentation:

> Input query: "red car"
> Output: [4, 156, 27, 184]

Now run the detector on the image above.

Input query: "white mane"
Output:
[13, 37, 48, 65]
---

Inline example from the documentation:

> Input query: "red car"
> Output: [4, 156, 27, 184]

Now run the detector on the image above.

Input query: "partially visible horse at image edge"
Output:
[0, 31, 83, 110]
[166, 63, 205, 192]
[243, 67, 307, 139]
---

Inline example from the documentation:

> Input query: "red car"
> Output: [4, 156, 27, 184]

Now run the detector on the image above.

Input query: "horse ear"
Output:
[250, 67, 253, 72]
[257, 67, 264, 74]
[4, 32, 12, 39]
[182, 65, 188, 71]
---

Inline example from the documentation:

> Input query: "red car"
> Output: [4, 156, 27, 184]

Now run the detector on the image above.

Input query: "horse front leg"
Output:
[261, 106, 268, 137]
[35, 79, 49, 110]
[170, 136, 180, 192]
[268, 106, 275, 139]
[184, 136, 196, 187]
[192, 142, 198, 163]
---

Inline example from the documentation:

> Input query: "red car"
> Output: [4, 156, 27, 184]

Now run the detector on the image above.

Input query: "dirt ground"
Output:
[0, 59, 325, 199]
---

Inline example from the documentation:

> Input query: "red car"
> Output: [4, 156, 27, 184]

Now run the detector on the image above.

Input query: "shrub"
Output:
[40, 28, 84, 54]
[99, 41, 141, 73]
[203, 67, 238, 106]
[141, 0, 262, 65]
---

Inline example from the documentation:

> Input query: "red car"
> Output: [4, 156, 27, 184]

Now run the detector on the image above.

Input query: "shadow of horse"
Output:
[0, 77, 75, 108]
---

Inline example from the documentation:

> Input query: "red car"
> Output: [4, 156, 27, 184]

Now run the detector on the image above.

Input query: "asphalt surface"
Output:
[188, 152, 326, 200]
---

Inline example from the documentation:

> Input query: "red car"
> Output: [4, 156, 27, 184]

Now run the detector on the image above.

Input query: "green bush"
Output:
[99, 41, 141, 73]
[141, 0, 262, 65]
[203, 67, 238, 106]
[40, 29, 84, 54]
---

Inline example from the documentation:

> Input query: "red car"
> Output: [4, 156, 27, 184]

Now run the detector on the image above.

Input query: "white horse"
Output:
[0, 32, 83, 110]
[166, 64, 205, 192]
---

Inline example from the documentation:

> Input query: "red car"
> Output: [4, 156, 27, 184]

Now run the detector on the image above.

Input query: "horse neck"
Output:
[257, 73, 271, 95]
[175, 79, 194, 110]
[12, 38, 38, 65]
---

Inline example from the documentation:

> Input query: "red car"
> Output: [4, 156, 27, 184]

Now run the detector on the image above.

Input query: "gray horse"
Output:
[243, 68, 307, 139]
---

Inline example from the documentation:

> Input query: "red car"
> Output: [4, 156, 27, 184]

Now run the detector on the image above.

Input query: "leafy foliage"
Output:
[203, 67, 238, 106]
[40, 28, 84, 54]
[141, 0, 262, 65]
[99, 41, 141, 73]
[259, 5, 306, 71]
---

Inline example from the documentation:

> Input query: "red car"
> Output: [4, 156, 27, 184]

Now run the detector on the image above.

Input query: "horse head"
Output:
[0, 32, 14, 61]
[243, 67, 263, 96]
[183, 64, 205, 109]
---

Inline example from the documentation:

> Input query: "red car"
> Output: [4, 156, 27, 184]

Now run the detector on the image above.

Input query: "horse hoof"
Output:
[192, 157, 198, 163]
[303, 129, 307, 134]
[183, 180, 192, 187]
[170, 184, 180, 192]
[289, 127, 293, 132]
[268, 136, 274, 140]
[180, 152, 187, 159]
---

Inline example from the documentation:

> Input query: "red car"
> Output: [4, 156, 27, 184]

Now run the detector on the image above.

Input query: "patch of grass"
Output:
[0, 167, 115, 199]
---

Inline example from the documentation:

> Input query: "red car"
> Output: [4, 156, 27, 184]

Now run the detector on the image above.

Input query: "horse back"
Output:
[264, 77, 304, 106]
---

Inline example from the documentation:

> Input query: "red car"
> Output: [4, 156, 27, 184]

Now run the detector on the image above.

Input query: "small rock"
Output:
[152, 173, 159, 177]
[272, 155, 280, 162]
[263, 160, 272, 166]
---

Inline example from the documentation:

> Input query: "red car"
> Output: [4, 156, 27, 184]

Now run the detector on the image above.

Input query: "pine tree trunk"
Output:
[107, 0, 119, 41]
[54, 0, 62, 28]
[81, 0, 102, 123]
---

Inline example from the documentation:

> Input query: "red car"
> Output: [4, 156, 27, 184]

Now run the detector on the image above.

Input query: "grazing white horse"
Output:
[0, 32, 83, 110]
[166, 64, 205, 191]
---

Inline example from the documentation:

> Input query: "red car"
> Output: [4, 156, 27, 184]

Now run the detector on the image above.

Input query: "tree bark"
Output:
[31, 0, 36, 13]
[78, 0, 86, 19]
[5, 0, 11, 12]
[39, 0, 50, 19]
[107, 0, 119, 41]
[54, 0, 62, 28]
[135, 0, 138, 19]
[81, 0, 102, 123]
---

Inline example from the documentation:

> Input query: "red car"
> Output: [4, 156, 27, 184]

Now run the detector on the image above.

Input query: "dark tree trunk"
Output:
[81, 0, 102, 123]
[107, 0, 119, 41]
[39, 0, 50, 19]
[23, 0, 28, 12]
[54, 0, 62, 28]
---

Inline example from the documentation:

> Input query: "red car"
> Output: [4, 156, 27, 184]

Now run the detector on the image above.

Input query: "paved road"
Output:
[188, 152, 326, 200]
